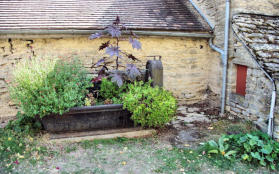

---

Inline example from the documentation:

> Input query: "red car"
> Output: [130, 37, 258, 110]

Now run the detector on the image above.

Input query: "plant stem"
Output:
[116, 37, 119, 70]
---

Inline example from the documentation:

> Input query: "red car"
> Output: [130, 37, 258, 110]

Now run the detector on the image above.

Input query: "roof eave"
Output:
[0, 29, 213, 39]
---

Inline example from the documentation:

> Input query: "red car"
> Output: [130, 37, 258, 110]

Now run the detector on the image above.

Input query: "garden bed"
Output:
[8, 17, 173, 134]
[39, 104, 134, 132]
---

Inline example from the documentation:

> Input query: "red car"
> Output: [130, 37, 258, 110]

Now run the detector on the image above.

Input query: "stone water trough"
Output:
[39, 59, 163, 133]
[40, 104, 133, 132]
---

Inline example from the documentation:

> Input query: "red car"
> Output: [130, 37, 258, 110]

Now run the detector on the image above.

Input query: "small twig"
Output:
[120, 51, 141, 62]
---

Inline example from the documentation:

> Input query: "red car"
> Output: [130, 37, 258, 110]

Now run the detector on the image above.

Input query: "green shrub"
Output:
[99, 78, 127, 104]
[122, 81, 177, 127]
[203, 131, 279, 170]
[5, 112, 41, 134]
[0, 112, 49, 172]
[203, 135, 237, 160]
[99, 78, 127, 100]
[10, 58, 90, 118]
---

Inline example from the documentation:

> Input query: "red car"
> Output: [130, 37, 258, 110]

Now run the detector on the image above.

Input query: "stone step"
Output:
[48, 128, 156, 143]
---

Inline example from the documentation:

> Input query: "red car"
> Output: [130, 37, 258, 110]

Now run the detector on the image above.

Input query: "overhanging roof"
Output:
[0, 0, 212, 36]
[232, 13, 279, 78]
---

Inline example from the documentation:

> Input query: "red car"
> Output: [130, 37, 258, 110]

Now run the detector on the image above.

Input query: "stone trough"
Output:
[39, 104, 134, 132]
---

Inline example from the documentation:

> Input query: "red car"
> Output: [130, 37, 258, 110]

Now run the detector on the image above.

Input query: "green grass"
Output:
[0, 113, 59, 173]
[65, 145, 78, 153]
[211, 120, 256, 135]
[65, 137, 277, 174]
[2, 134, 277, 174]
[154, 148, 203, 174]
[1, 119, 276, 174]
[152, 147, 276, 174]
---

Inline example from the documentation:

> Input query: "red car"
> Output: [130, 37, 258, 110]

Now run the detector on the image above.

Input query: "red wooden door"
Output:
[236, 65, 247, 96]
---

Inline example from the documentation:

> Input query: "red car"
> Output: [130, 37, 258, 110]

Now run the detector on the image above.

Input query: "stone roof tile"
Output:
[232, 14, 279, 78]
[0, 0, 211, 32]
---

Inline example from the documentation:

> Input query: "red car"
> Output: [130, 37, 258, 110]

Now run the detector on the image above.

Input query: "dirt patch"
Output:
[170, 100, 257, 149]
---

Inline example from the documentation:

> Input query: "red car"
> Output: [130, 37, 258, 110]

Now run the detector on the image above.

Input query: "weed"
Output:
[65, 145, 78, 153]
[0, 112, 56, 173]
[202, 131, 279, 171]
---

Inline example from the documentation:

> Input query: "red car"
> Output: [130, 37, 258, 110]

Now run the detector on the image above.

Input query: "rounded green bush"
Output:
[9, 58, 91, 118]
[122, 81, 177, 127]
[99, 78, 127, 100]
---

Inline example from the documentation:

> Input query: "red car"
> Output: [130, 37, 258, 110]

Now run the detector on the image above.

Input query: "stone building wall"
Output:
[230, 14, 279, 138]
[192, 0, 279, 46]
[193, 0, 279, 136]
[0, 35, 217, 119]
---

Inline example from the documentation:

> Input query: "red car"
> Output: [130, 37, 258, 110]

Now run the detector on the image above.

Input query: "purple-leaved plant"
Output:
[89, 16, 142, 87]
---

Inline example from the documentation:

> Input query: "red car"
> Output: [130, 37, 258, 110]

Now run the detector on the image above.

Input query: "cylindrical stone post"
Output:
[145, 58, 163, 87]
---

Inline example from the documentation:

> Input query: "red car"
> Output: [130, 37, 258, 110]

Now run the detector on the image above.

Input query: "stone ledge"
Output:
[49, 128, 157, 143]
[229, 93, 247, 107]
[231, 57, 258, 69]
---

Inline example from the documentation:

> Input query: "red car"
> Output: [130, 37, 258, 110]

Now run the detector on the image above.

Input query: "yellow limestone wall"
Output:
[0, 36, 219, 118]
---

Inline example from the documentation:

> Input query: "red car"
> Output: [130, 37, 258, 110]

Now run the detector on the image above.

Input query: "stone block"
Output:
[0, 80, 6, 88]
[230, 93, 245, 105]
[225, 106, 231, 111]
[235, 104, 246, 110]
[229, 110, 238, 116]
[177, 113, 211, 123]
[231, 107, 242, 114]
[229, 101, 236, 107]
[242, 110, 249, 116]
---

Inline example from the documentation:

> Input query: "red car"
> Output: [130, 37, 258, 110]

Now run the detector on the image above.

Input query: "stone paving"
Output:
[170, 102, 224, 148]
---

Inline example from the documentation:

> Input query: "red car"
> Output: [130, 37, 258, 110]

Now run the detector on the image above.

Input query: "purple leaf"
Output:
[92, 75, 103, 83]
[96, 59, 105, 66]
[130, 30, 138, 37]
[111, 73, 123, 87]
[106, 46, 120, 57]
[129, 38, 141, 50]
[113, 16, 120, 25]
[89, 32, 102, 39]
[99, 41, 110, 51]
[121, 24, 128, 30]
[98, 66, 108, 76]
[126, 64, 141, 80]
[127, 54, 139, 61]
[106, 26, 121, 38]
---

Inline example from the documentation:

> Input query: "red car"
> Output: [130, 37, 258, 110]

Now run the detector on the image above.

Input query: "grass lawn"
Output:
[8, 137, 276, 174]
[1, 114, 278, 174]
[1, 119, 277, 174]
